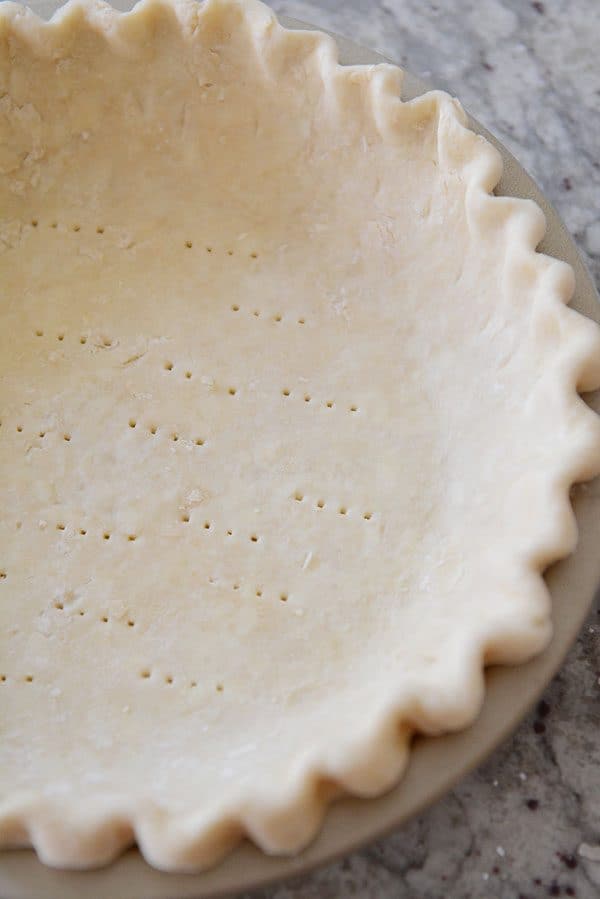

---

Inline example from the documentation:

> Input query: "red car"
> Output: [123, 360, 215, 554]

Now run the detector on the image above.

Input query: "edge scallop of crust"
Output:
[1, 0, 600, 872]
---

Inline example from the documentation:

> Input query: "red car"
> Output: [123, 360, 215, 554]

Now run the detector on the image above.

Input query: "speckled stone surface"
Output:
[242, 1, 600, 898]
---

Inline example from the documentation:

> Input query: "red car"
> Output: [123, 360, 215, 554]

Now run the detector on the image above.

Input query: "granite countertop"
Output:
[247, 2, 600, 897]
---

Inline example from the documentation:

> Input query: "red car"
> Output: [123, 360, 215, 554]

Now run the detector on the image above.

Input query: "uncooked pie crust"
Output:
[1, 0, 599, 872]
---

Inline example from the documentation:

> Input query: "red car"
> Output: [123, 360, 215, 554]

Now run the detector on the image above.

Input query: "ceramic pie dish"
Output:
[1, 0, 600, 888]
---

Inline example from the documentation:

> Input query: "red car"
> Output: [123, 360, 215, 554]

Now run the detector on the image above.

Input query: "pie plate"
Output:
[1, 4, 599, 898]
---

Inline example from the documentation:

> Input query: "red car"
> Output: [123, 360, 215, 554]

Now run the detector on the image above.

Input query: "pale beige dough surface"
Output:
[1, 0, 600, 872]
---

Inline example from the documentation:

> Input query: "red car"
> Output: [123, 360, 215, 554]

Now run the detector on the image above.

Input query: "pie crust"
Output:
[1, 0, 600, 871]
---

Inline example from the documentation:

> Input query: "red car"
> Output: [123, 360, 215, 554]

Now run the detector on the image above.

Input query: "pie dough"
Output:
[1, 0, 599, 872]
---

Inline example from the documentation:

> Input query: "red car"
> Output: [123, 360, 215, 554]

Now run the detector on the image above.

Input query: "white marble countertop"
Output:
[245, 1, 600, 897]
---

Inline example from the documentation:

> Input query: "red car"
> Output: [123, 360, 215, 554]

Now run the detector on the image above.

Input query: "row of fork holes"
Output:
[161, 366, 359, 412]
[28, 337, 360, 413]
[34, 330, 113, 347]
[1, 499, 371, 554]
[179, 516, 260, 544]
[185, 242, 258, 259]
[0, 403, 357, 440]
[53, 580, 288, 618]
[51, 579, 286, 607]
[31, 314, 307, 350]
[7, 405, 357, 445]
[140, 670, 224, 692]
[31, 311, 306, 350]
[207, 575, 288, 603]
[283, 390, 358, 412]
[27, 521, 262, 542]
[7, 423, 71, 440]
[129, 419, 205, 445]
[5, 419, 204, 447]
[230, 305, 305, 326]
[0, 540, 289, 596]
[53, 603, 135, 628]
[54, 523, 138, 541]
[294, 493, 373, 520]
[29, 219, 260, 260]
[30, 219, 102, 234]
[0, 672, 225, 690]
